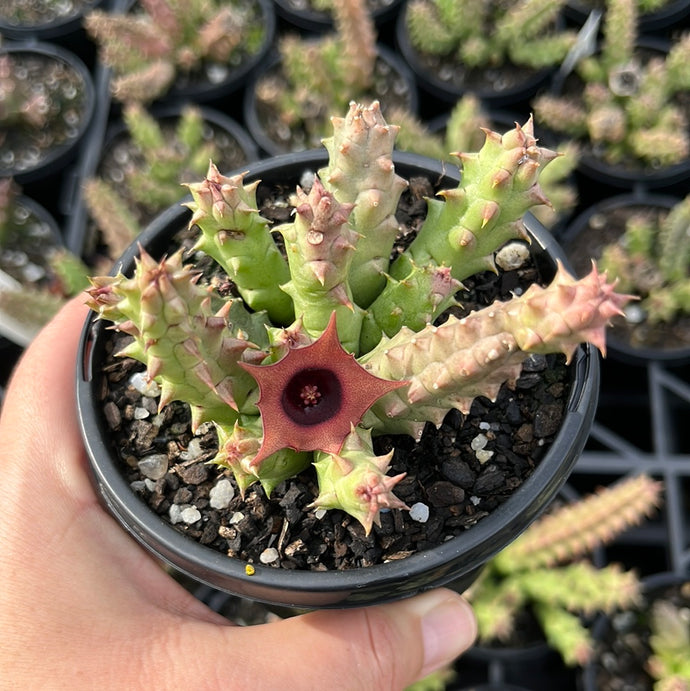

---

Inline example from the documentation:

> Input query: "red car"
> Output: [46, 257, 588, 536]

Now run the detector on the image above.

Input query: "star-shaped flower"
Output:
[239, 312, 407, 466]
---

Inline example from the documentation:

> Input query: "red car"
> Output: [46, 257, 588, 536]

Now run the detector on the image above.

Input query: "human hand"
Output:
[0, 298, 476, 690]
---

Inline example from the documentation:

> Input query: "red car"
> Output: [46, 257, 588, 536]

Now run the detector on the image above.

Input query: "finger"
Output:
[165, 588, 477, 690]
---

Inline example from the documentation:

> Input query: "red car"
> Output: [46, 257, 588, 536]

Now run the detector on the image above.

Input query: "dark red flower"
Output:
[240, 312, 407, 465]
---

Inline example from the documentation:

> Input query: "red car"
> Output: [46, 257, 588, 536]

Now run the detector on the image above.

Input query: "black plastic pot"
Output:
[0, 194, 64, 347]
[272, 0, 403, 32]
[559, 191, 690, 366]
[76, 149, 600, 609]
[394, 4, 558, 109]
[243, 44, 418, 157]
[0, 41, 96, 186]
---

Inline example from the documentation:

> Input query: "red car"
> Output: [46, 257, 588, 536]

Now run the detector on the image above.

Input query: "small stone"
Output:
[476, 449, 494, 464]
[470, 433, 488, 451]
[138, 453, 168, 480]
[409, 502, 430, 523]
[314, 508, 327, 520]
[229, 511, 244, 525]
[133, 407, 149, 420]
[440, 459, 475, 488]
[103, 401, 121, 430]
[180, 506, 201, 524]
[495, 241, 530, 271]
[176, 462, 209, 485]
[209, 478, 235, 509]
[129, 371, 161, 397]
[426, 481, 465, 507]
[179, 438, 203, 461]
[260, 548, 279, 564]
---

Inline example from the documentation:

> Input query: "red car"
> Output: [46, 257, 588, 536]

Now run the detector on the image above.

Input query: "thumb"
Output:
[211, 588, 476, 690]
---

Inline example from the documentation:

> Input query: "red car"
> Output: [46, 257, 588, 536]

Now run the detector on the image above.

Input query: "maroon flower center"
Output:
[282, 368, 341, 425]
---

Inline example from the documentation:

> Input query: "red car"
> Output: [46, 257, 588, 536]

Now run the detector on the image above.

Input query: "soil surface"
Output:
[92, 172, 574, 572]
[0, 0, 98, 26]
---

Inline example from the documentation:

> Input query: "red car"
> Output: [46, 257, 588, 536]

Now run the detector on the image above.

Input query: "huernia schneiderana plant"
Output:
[597, 194, 690, 326]
[467, 474, 662, 667]
[533, 0, 690, 168]
[405, 0, 578, 72]
[86, 102, 633, 535]
[84, 0, 266, 104]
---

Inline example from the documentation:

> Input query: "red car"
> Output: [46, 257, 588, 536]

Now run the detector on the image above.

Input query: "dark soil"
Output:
[92, 172, 573, 573]
[588, 580, 690, 691]
[276, 0, 398, 20]
[0, 50, 91, 177]
[562, 203, 690, 353]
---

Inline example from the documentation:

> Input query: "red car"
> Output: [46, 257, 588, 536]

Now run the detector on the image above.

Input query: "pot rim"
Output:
[77, 149, 599, 607]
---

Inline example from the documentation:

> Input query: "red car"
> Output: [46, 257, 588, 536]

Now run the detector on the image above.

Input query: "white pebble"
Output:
[260, 548, 279, 564]
[209, 478, 235, 509]
[134, 407, 150, 420]
[479, 421, 491, 431]
[180, 506, 201, 524]
[314, 508, 327, 520]
[470, 496, 481, 506]
[409, 502, 430, 523]
[129, 371, 161, 397]
[179, 438, 203, 461]
[476, 449, 495, 464]
[229, 511, 244, 525]
[495, 241, 530, 271]
[470, 434, 488, 451]
[138, 453, 168, 480]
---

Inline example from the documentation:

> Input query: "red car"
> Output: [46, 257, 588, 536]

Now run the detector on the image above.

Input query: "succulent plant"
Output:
[598, 194, 690, 326]
[467, 475, 663, 667]
[253, 0, 409, 151]
[533, 0, 690, 168]
[85, 102, 632, 534]
[646, 586, 690, 690]
[84, 0, 267, 103]
[0, 53, 50, 131]
[389, 95, 579, 230]
[83, 102, 247, 266]
[405, 0, 578, 72]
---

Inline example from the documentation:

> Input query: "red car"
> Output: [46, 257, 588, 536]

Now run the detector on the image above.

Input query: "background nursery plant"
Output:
[467, 474, 662, 668]
[250, 0, 413, 153]
[84, 0, 267, 103]
[533, 0, 690, 171]
[85, 102, 631, 550]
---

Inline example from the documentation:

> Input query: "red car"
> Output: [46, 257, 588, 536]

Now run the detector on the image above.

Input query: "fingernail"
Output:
[414, 591, 477, 678]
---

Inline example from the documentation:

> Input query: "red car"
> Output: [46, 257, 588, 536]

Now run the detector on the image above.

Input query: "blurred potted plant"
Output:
[79, 102, 258, 271]
[244, 0, 417, 155]
[395, 0, 578, 107]
[466, 475, 662, 669]
[272, 0, 404, 32]
[533, 0, 690, 190]
[83, 0, 275, 105]
[583, 572, 690, 690]
[77, 102, 627, 608]
[564, 0, 690, 34]
[0, 42, 95, 185]
[561, 191, 690, 364]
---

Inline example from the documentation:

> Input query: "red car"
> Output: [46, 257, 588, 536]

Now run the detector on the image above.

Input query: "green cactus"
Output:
[86, 102, 633, 534]
[84, 0, 266, 104]
[466, 475, 663, 667]
[598, 194, 690, 326]
[405, 0, 578, 71]
[534, 0, 690, 168]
